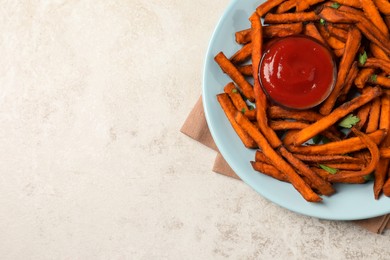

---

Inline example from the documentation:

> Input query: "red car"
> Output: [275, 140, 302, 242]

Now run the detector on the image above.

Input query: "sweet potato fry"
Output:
[355, 102, 372, 130]
[278, 146, 335, 196]
[381, 148, 390, 158]
[256, 0, 288, 17]
[338, 61, 359, 102]
[244, 109, 256, 121]
[224, 82, 249, 112]
[276, 0, 296, 13]
[365, 97, 381, 133]
[362, 57, 390, 74]
[328, 128, 380, 183]
[251, 161, 288, 182]
[304, 23, 327, 45]
[321, 163, 364, 171]
[235, 28, 252, 44]
[383, 175, 390, 196]
[255, 150, 271, 163]
[250, 13, 282, 149]
[333, 48, 345, 57]
[361, 0, 389, 36]
[320, 26, 361, 115]
[235, 112, 322, 202]
[368, 75, 390, 88]
[334, 0, 362, 8]
[374, 159, 389, 199]
[293, 86, 382, 146]
[217, 94, 257, 148]
[214, 52, 255, 101]
[237, 65, 253, 77]
[355, 68, 375, 89]
[294, 154, 365, 164]
[370, 43, 390, 61]
[263, 23, 303, 38]
[269, 120, 310, 131]
[230, 42, 253, 64]
[326, 24, 348, 42]
[318, 25, 345, 49]
[287, 129, 386, 155]
[374, 0, 390, 15]
[267, 106, 323, 122]
[379, 93, 390, 130]
[311, 167, 367, 183]
[264, 12, 319, 24]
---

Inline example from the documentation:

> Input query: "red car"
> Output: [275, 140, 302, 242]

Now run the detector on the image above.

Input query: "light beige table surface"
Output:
[1, 0, 390, 259]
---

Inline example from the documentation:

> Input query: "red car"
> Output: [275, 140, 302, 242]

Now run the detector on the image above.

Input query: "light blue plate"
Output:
[202, 0, 390, 220]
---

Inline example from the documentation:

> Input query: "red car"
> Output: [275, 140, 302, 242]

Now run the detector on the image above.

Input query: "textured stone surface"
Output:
[0, 0, 389, 259]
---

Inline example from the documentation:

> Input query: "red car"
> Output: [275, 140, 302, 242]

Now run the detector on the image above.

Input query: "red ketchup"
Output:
[259, 36, 336, 109]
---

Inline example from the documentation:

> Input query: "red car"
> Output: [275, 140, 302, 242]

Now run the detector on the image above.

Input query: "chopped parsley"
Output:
[319, 164, 338, 174]
[359, 51, 368, 65]
[232, 88, 238, 93]
[331, 2, 341, 9]
[338, 114, 360, 128]
[241, 108, 246, 114]
[370, 74, 378, 83]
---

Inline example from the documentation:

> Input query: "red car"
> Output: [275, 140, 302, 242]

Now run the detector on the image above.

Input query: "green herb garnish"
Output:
[320, 18, 326, 25]
[319, 164, 338, 174]
[364, 173, 375, 181]
[331, 2, 341, 9]
[232, 88, 238, 93]
[241, 108, 246, 114]
[338, 114, 360, 128]
[359, 51, 368, 65]
[370, 74, 378, 82]
[248, 105, 255, 111]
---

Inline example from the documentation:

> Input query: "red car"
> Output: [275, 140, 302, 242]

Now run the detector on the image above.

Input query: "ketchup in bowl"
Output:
[259, 36, 336, 110]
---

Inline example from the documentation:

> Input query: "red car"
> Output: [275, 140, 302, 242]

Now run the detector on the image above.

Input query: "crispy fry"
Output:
[250, 13, 282, 149]
[296, 0, 310, 12]
[264, 12, 319, 24]
[362, 57, 390, 74]
[251, 161, 288, 182]
[224, 82, 249, 112]
[311, 167, 367, 183]
[269, 120, 311, 131]
[214, 52, 255, 101]
[263, 23, 303, 38]
[276, 0, 296, 13]
[217, 94, 257, 148]
[320, 26, 361, 115]
[237, 65, 253, 76]
[383, 175, 390, 196]
[338, 61, 359, 102]
[328, 128, 380, 183]
[304, 23, 327, 45]
[235, 28, 252, 44]
[355, 68, 375, 89]
[379, 93, 390, 130]
[369, 75, 390, 88]
[355, 102, 372, 130]
[293, 86, 382, 146]
[230, 43, 253, 64]
[334, 0, 362, 8]
[326, 24, 348, 42]
[256, 0, 288, 17]
[374, 0, 390, 15]
[244, 109, 256, 121]
[318, 25, 345, 49]
[374, 159, 389, 198]
[268, 106, 323, 122]
[365, 97, 381, 133]
[235, 112, 322, 202]
[287, 129, 386, 155]
[361, 0, 389, 36]
[370, 43, 390, 61]
[333, 48, 345, 57]
[294, 154, 365, 164]
[381, 147, 390, 158]
[279, 146, 335, 195]
[255, 150, 271, 163]
[321, 163, 364, 171]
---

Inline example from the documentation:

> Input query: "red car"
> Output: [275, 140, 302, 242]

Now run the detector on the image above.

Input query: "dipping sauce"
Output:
[259, 36, 336, 109]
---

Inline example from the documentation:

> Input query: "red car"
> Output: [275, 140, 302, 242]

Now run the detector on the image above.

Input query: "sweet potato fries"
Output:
[213, 0, 390, 202]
